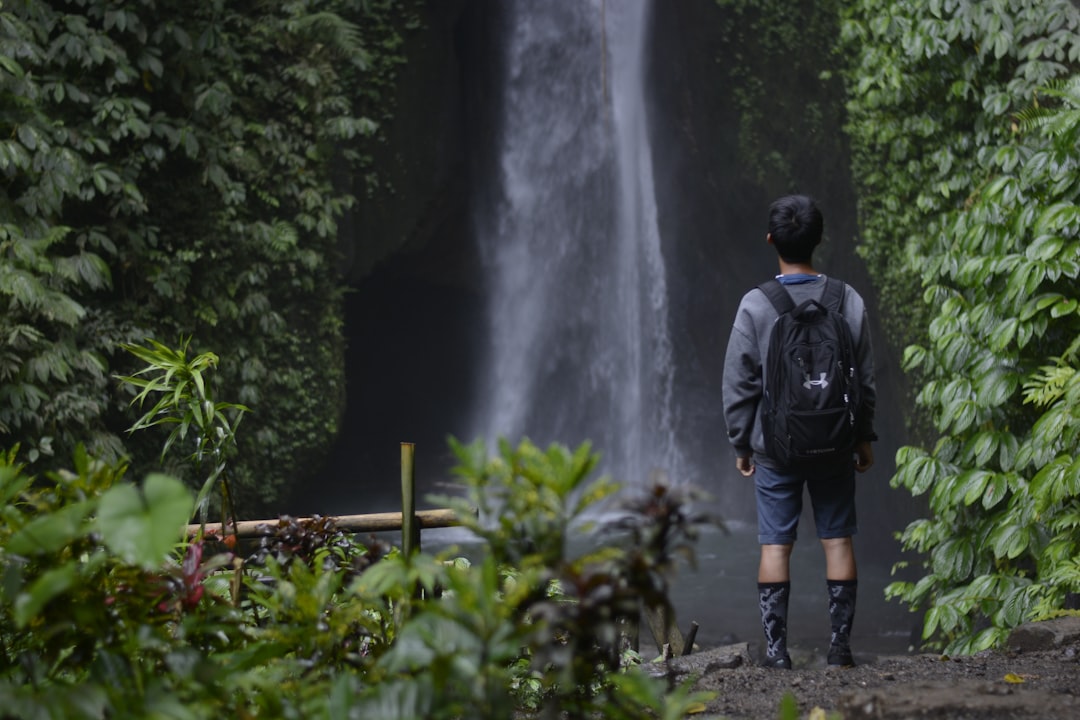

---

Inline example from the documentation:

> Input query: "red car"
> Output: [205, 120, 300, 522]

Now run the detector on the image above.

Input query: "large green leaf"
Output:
[95, 473, 193, 569]
[6, 500, 93, 555]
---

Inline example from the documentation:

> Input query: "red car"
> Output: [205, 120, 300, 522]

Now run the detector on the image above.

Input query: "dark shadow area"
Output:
[285, 1, 500, 516]
[288, 258, 485, 516]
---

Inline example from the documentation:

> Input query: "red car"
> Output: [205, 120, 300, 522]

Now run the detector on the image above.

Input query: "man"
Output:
[722, 194, 877, 669]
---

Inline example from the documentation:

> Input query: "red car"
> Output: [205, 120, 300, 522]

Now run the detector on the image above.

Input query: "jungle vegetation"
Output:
[842, 0, 1080, 653]
[0, 1, 1079, 716]
[1, 0, 418, 514]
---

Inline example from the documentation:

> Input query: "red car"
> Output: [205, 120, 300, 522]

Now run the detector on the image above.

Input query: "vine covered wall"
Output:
[0, 0, 423, 513]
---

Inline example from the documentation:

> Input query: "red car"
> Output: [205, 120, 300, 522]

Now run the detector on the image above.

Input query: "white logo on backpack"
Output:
[803, 372, 829, 390]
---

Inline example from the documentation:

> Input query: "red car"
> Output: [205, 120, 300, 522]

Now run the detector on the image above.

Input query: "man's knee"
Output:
[821, 537, 856, 579]
[762, 543, 795, 560]
[758, 543, 795, 582]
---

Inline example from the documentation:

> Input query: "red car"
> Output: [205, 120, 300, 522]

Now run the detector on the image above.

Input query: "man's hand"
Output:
[854, 441, 874, 473]
[736, 455, 755, 477]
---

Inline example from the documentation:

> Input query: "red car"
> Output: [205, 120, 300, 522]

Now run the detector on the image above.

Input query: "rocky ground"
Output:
[655, 617, 1080, 719]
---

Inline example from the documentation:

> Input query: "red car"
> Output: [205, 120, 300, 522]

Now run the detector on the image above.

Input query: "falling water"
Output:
[470, 0, 682, 486]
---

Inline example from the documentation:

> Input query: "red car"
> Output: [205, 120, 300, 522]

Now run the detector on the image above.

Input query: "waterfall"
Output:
[470, 0, 683, 486]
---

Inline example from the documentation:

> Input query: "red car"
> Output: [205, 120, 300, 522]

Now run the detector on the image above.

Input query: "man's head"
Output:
[767, 195, 823, 264]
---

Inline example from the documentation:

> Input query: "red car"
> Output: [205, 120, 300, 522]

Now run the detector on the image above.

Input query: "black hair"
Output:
[767, 195, 823, 264]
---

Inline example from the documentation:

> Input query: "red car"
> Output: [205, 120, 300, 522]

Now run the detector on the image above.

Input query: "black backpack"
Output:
[758, 278, 862, 468]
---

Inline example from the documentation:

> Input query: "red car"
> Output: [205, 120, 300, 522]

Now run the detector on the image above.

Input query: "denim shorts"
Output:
[754, 460, 857, 545]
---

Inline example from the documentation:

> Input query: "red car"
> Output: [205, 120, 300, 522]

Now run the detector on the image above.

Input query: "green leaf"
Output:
[1050, 298, 1078, 318]
[1034, 202, 1080, 233]
[1026, 234, 1066, 261]
[958, 470, 993, 506]
[896, 453, 939, 495]
[988, 318, 1018, 352]
[932, 537, 974, 579]
[974, 368, 1020, 407]
[14, 564, 77, 627]
[0, 465, 32, 507]
[6, 501, 93, 555]
[95, 474, 193, 569]
[902, 344, 928, 371]
[984, 473, 1009, 508]
[990, 523, 1030, 560]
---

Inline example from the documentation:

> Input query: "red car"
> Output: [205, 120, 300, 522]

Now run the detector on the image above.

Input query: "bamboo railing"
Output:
[185, 442, 465, 555]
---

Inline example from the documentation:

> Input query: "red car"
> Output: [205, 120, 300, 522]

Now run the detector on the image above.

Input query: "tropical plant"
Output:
[1, 435, 718, 718]
[356, 437, 718, 718]
[843, 0, 1080, 653]
[116, 337, 248, 528]
[0, 446, 201, 717]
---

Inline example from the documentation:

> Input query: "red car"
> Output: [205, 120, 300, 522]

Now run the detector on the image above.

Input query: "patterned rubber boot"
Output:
[758, 582, 792, 669]
[827, 579, 857, 668]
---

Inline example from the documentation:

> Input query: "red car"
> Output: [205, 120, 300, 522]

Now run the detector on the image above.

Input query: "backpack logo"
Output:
[758, 278, 863, 469]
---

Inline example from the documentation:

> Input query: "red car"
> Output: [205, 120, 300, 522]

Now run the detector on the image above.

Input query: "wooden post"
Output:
[400, 442, 419, 557]
[643, 603, 685, 657]
[683, 620, 699, 656]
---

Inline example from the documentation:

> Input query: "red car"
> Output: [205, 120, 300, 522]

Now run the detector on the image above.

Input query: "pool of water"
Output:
[420, 515, 921, 661]
[663, 522, 920, 659]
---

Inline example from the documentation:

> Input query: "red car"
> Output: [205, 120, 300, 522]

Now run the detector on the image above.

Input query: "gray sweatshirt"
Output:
[721, 275, 877, 468]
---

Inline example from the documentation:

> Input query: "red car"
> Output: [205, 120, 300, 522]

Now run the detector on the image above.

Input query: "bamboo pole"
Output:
[400, 441, 419, 557]
[186, 508, 462, 540]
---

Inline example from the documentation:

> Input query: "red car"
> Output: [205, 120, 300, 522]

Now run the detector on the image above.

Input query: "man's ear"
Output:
[766, 233, 774, 245]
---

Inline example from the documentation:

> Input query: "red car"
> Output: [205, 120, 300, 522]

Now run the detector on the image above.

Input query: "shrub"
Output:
[1, 437, 717, 718]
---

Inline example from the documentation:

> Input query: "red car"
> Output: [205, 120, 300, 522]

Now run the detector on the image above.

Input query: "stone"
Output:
[1007, 616, 1080, 652]
[656, 642, 752, 682]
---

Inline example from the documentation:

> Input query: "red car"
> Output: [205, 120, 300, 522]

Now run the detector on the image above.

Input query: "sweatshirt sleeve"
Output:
[722, 302, 762, 457]
[856, 306, 878, 442]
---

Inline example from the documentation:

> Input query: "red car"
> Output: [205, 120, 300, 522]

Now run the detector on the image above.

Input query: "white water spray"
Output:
[471, 0, 683, 485]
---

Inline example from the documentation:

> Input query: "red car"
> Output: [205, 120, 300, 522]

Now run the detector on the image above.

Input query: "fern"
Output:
[1016, 76, 1080, 140]
[291, 11, 365, 55]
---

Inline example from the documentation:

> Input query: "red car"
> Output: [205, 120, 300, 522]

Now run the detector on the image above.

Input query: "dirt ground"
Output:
[656, 617, 1080, 719]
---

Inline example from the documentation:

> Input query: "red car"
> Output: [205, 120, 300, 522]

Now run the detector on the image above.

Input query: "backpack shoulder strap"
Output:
[757, 279, 795, 316]
[821, 277, 846, 314]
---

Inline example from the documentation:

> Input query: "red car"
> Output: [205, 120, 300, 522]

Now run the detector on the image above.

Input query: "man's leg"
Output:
[810, 460, 859, 668]
[821, 536, 857, 667]
[758, 544, 793, 668]
[755, 466, 801, 669]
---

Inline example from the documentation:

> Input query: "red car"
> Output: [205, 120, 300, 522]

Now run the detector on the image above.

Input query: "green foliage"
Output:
[841, 0, 1079, 379]
[389, 437, 719, 717]
[116, 338, 248, 526]
[96, 473, 195, 569]
[844, 0, 1080, 654]
[0, 447, 195, 691]
[1, 0, 419, 513]
[1, 439, 718, 718]
[712, 0, 849, 204]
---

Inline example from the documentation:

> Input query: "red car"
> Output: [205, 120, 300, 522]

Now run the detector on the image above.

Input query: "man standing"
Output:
[722, 195, 878, 669]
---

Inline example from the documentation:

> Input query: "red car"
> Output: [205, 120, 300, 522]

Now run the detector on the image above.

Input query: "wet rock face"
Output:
[341, 0, 480, 286]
